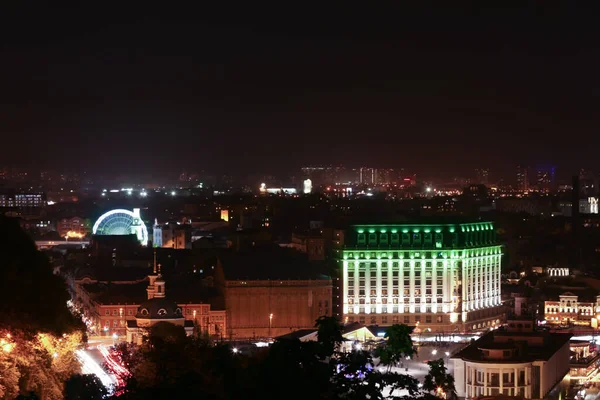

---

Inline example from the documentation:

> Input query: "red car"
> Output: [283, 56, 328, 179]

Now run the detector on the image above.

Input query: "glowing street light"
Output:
[432, 349, 437, 355]
[445, 351, 450, 357]
[232, 347, 239, 354]
[355, 342, 362, 350]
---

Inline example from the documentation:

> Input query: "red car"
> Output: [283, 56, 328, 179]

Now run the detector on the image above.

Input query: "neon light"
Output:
[380, 229, 387, 233]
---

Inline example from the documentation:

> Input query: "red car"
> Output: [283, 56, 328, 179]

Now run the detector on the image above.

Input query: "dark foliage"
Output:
[0, 216, 83, 335]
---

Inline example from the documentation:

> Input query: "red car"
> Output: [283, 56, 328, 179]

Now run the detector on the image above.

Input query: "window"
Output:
[358, 233, 366, 245]
[127, 310, 133, 316]
[112, 310, 118, 316]
[425, 315, 432, 323]
[359, 317, 366, 324]
[382, 289, 388, 296]
[391, 233, 400, 245]
[435, 233, 443, 248]
[413, 233, 421, 245]
[113, 320, 118, 327]
[105, 310, 110, 316]
[382, 316, 388, 324]
[404, 316, 410, 324]
[393, 316, 399, 323]
[370, 316, 377, 324]
[424, 233, 432, 245]
[436, 315, 443, 323]
[175, 308, 182, 315]
[157, 309, 167, 316]
[348, 289, 354, 296]
[415, 315, 421, 322]
[402, 233, 410, 245]
[380, 233, 388, 245]
[368, 233, 377, 245]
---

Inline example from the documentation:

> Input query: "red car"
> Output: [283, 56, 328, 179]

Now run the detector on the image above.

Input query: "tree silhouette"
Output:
[64, 374, 108, 400]
[315, 315, 345, 358]
[423, 358, 456, 399]
[375, 324, 416, 371]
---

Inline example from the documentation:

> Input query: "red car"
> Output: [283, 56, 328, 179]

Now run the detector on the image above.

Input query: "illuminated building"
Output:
[126, 260, 194, 344]
[359, 167, 376, 184]
[516, 165, 529, 191]
[152, 220, 191, 249]
[216, 247, 332, 339]
[303, 179, 312, 194]
[474, 168, 489, 186]
[0, 189, 45, 214]
[74, 260, 226, 338]
[92, 208, 148, 246]
[341, 221, 503, 332]
[535, 165, 556, 190]
[56, 216, 88, 238]
[544, 292, 600, 327]
[451, 319, 571, 399]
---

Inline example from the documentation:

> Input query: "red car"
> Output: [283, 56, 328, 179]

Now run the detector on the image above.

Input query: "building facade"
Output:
[56, 216, 88, 238]
[451, 320, 571, 400]
[153, 220, 192, 249]
[221, 279, 332, 340]
[544, 292, 600, 327]
[341, 221, 504, 332]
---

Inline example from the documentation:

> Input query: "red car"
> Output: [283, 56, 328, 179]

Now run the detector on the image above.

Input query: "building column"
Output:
[514, 367, 518, 393]
[421, 260, 426, 313]
[376, 260, 382, 314]
[483, 369, 488, 396]
[353, 262, 360, 314]
[409, 260, 415, 313]
[499, 368, 503, 393]
[387, 261, 393, 313]
[343, 261, 349, 314]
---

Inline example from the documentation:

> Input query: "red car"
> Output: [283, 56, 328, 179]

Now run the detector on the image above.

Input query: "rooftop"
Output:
[218, 246, 331, 281]
[83, 278, 222, 308]
[452, 330, 571, 363]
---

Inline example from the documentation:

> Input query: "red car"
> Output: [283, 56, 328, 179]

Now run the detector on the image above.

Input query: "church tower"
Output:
[147, 250, 159, 300]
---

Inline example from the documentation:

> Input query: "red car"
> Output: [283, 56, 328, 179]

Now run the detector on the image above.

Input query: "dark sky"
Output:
[1, 4, 599, 180]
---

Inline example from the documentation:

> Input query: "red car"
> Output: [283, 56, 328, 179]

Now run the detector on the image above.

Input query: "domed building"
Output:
[126, 253, 194, 344]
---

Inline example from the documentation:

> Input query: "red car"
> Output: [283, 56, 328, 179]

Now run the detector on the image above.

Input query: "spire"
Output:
[153, 250, 157, 274]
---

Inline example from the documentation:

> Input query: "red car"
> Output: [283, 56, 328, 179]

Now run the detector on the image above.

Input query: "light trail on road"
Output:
[75, 349, 115, 391]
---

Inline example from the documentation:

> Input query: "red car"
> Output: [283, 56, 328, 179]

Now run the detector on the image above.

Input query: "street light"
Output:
[269, 313, 273, 338]
[232, 347, 239, 354]
[432, 349, 437, 355]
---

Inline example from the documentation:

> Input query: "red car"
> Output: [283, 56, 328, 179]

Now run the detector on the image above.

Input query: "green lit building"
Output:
[341, 221, 503, 333]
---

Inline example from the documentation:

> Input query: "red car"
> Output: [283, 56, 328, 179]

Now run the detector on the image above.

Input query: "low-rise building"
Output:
[451, 319, 571, 400]
[215, 246, 332, 340]
[153, 220, 192, 249]
[544, 292, 600, 327]
[276, 322, 378, 352]
[74, 259, 225, 338]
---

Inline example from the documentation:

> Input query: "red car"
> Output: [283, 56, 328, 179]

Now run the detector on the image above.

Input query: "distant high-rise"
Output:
[474, 168, 489, 185]
[516, 165, 529, 190]
[359, 167, 376, 185]
[535, 165, 556, 190]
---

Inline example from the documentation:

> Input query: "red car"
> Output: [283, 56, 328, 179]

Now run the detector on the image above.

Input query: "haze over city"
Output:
[1, 4, 599, 179]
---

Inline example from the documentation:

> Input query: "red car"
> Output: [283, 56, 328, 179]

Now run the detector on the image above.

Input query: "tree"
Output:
[423, 359, 456, 399]
[375, 324, 416, 371]
[315, 315, 345, 358]
[0, 216, 83, 335]
[64, 374, 108, 400]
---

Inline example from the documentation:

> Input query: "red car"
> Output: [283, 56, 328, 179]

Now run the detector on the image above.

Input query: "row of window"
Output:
[348, 305, 444, 314]
[103, 307, 210, 316]
[357, 232, 447, 247]
[347, 314, 445, 325]
[348, 297, 445, 304]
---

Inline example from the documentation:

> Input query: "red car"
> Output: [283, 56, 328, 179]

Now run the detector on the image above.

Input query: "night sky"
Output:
[1, 4, 599, 179]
